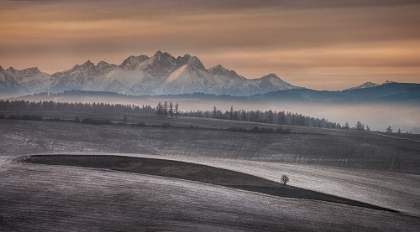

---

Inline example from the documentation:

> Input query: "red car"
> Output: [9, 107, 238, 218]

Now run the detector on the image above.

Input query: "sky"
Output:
[1, 0, 420, 90]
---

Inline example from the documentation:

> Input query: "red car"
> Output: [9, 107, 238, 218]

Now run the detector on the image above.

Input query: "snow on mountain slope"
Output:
[49, 60, 118, 92]
[0, 67, 52, 94]
[119, 55, 149, 70]
[346, 82, 379, 91]
[161, 55, 214, 95]
[249, 73, 298, 94]
[1, 51, 302, 97]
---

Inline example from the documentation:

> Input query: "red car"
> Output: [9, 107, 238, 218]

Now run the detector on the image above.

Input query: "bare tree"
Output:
[281, 175, 289, 186]
[386, 125, 392, 133]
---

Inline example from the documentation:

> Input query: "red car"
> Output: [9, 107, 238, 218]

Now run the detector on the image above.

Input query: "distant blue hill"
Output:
[258, 83, 420, 103]
[9, 83, 420, 104]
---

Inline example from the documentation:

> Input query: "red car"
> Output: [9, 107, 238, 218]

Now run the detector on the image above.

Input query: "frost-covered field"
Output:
[1, 156, 420, 231]
[1, 118, 419, 173]
[1, 119, 420, 231]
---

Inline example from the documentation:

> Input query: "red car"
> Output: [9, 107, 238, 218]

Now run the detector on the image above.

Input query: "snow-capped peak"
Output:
[1, 50, 301, 96]
[346, 82, 379, 90]
[260, 73, 280, 80]
[209, 64, 228, 73]
[119, 55, 149, 70]
[208, 64, 243, 80]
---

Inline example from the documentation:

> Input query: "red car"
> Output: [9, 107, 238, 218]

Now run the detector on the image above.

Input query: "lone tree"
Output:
[386, 125, 392, 133]
[281, 175, 289, 186]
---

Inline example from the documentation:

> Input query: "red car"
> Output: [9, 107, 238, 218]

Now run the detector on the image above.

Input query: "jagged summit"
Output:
[82, 60, 94, 68]
[180, 54, 205, 70]
[208, 64, 228, 73]
[259, 73, 280, 80]
[119, 55, 149, 70]
[0, 65, 4, 71]
[23, 67, 41, 73]
[0, 50, 301, 96]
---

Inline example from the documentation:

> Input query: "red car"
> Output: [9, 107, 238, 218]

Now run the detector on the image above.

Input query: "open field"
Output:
[1, 117, 420, 230]
[1, 154, 420, 231]
[1, 116, 420, 174]
[23, 154, 397, 212]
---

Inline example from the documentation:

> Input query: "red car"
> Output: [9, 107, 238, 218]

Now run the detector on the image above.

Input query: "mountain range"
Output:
[0, 51, 299, 97]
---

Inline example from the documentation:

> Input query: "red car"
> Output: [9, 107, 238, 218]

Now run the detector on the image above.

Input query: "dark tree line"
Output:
[156, 101, 179, 118]
[0, 100, 155, 115]
[183, 106, 340, 129]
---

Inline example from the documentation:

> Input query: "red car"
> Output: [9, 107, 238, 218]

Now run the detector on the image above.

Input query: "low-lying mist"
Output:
[10, 94, 420, 133]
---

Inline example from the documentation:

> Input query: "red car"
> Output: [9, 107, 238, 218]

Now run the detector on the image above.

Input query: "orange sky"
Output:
[1, 0, 419, 90]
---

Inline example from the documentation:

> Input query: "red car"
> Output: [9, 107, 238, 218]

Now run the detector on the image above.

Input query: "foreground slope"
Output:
[1, 155, 419, 231]
[1, 119, 420, 217]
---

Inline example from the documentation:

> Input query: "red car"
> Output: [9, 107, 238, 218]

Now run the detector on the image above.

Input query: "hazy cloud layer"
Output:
[1, 0, 419, 89]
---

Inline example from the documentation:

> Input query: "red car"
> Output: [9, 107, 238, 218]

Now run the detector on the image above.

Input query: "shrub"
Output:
[162, 122, 171, 128]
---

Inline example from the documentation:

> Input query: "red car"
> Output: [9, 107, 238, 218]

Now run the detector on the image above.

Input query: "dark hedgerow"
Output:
[7, 115, 43, 121]
[136, 122, 146, 127]
[81, 118, 112, 125]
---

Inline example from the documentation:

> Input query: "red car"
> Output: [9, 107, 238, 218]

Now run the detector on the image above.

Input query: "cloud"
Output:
[1, 0, 419, 90]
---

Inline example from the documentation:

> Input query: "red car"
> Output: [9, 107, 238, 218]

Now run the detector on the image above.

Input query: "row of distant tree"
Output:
[156, 101, 179, 118]
[0, 100, 155, 115]
[182, 105, 339, 129]
[2, 100, 405, 133]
